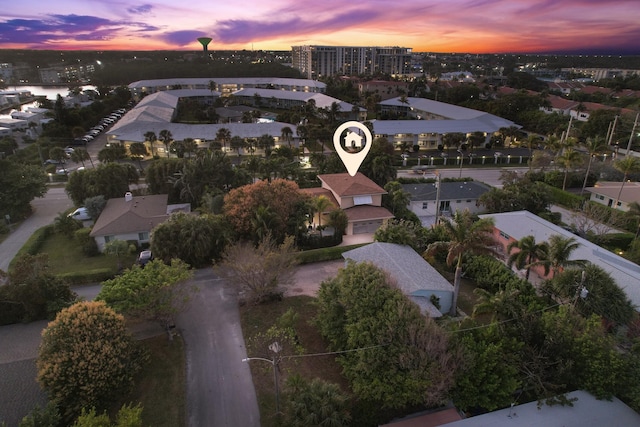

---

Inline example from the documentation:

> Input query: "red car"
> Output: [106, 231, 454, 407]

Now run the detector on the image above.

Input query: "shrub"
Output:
[75, 227, 99, 256]
[37, 301, 146, 422]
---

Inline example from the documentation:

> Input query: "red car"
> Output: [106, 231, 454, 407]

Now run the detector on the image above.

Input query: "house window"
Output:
[422, 202, 428, 209]
[596, 194, 604, 200]
[499, 230, 510, 240]
[104, 235, 114, 243]
[138, 232, 150, 241]
[353, 195, 373, 205]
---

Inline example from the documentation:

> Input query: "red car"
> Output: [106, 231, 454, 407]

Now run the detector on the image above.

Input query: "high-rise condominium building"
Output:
[291, 46, 412, 79]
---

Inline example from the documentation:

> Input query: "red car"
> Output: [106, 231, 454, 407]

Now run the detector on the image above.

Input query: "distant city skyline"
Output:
[1, 0, 639, 55]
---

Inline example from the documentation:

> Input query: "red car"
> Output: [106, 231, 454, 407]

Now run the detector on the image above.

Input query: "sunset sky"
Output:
[1, 0, 639, 54]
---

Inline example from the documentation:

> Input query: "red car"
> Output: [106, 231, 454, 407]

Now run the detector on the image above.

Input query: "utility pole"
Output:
[434, 171, 441, 225]
[626, 112, 639, 155]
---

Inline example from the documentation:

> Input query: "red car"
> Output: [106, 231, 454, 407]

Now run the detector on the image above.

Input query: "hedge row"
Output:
[8, 225, 54, 271]
[296, 243, 368, 265]
[57, 268, 117, 286]
[537, 182, 586, 209]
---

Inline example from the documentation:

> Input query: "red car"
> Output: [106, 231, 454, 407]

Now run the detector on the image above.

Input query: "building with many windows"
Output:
[291, 46, 412, 79]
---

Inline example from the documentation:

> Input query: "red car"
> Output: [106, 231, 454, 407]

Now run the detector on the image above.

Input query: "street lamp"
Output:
[242, 341, 282, 414]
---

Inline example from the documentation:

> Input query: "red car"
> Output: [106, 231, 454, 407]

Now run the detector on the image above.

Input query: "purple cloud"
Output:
[127, 4, 154, 15]
[211, 8, 384, 44]
[162, 30, 210, 47]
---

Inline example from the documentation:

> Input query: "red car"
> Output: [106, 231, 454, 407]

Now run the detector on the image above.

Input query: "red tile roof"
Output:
[318, 172, 386, 197]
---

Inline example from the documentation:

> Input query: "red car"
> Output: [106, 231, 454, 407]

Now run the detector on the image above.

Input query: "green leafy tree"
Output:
[144, 157, 185, 202]
[541, 264, 635, 327]
[0, 159, 47, 219]
[83, 195, 106, 220]
[556, 147, 583, 190]
[230, 135, 246, 155]
[359, 137, 397, 187]
[425, 210, 497, 316]
[451, 324, 521, 412]
[327, 209, 349, 236]
[257, 133, 275, 157]
[65, 163, 138, 206]
[314, 261, 460, 408]
[37, 301, 144, 422]
[2, 253, 76, 323]
[217, 235, 298, 304]
[150, 212, 233, 267]
[98, 144, 127, 163]
[280, 126, 293, 148]
[18, 402, 61, 427]
[98, 259, 194, 334]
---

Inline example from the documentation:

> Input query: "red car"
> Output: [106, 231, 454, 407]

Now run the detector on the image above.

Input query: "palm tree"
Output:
[312, 195, 333, 236]
[182, 138, 198, 158]
[424, 210, 497, 316]
[159, 129, 173, 158]
[507, 235, 549, 281]
[581, 136, 607, 195]
[144, 131, 157, 157]
[70, 147, 93, 168]
[280, 126, 293, 148]
[230, 136, 245, 156]
[626, 201, 640, 239]
[556, 147, 582, 190]
[531, 235, 586, 277]
[525, 134, 540, 171]
[251, 205, 277, 242]
[613, 156, 640, 207]
[215, 128, 232, 153]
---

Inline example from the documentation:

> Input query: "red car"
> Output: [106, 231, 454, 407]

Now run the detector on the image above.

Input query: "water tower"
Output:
[197, 37, 212, 53]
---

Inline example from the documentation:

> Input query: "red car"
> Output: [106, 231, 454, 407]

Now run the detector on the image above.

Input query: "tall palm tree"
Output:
[531, 235, 586, 277]
[144, 131, 157, 157]
[525, 134, 540, 171]
[556, 147, 582, 190]
[424, 210, 497, 316]
[215, 128, 232, 153]
[312, 195, 333, 236]
[581, 136, 607, 195]
[507, 235, 549, 281]
[182, 138, 198, 158]
[280, 126, 293, 148]
[613, 156, 640, 207]
[159, 129, 173, 158]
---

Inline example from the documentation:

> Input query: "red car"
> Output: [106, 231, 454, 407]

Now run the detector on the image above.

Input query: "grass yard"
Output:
[123, 335, 186, 427]
[38, 231, 136, 276]
[240, 296, 349, 427]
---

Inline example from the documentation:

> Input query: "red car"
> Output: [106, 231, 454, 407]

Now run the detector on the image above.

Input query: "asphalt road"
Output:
[0, 187, 73, 272]
[178, 269, 260, 427]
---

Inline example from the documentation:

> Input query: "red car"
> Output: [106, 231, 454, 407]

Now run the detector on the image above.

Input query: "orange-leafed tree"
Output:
[223, 178, 310, 242]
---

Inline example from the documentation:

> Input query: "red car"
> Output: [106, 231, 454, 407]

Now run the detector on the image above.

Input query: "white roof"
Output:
[232, 87, 363, 111]
[479, 210, 640, 310]
[107, 89, 297, 142]
[128, 77, 326, 91]
[444, 390, 640, 427]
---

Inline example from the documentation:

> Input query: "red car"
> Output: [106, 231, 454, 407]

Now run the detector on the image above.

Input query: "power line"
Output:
[279, 343, 389, 360]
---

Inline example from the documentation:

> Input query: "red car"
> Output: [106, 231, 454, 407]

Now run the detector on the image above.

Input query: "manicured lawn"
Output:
[124, 335, 186, 427]
[38, 231, 136, 276]
[240, 296, 348, 427]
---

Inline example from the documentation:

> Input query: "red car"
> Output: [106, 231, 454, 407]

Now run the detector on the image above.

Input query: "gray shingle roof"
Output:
[401, 181, 491, 202]
[342, 242, 453, 317]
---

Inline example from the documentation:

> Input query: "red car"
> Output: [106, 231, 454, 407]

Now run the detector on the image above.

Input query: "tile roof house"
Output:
[90, 192, 190, 251]
[479, 210, 640, 310]
[316, 172, 394, 235]
[586, 181, 640, 212]
[401, 181, 491, 226]
[342, 242, 454, 317]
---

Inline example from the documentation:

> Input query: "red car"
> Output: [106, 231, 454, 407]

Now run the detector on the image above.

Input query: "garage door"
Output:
[353, 220, 382, 234]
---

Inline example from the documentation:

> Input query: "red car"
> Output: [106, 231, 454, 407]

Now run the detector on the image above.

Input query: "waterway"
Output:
[0, 85, 97, 118]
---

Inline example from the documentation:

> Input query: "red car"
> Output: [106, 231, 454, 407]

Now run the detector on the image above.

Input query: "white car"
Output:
[68, 207, 91, 221]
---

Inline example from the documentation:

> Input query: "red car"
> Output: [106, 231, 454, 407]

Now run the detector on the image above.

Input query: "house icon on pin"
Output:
[345, 131, 364, 152]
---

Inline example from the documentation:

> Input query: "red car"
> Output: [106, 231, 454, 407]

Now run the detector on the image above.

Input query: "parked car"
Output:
[68, 207, 91, 221]
[43, 159, 62, 165]
[137, 250, 153, 267]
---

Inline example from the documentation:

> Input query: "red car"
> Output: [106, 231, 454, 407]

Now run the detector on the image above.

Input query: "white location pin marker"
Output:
[333, 121, 373, 176]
